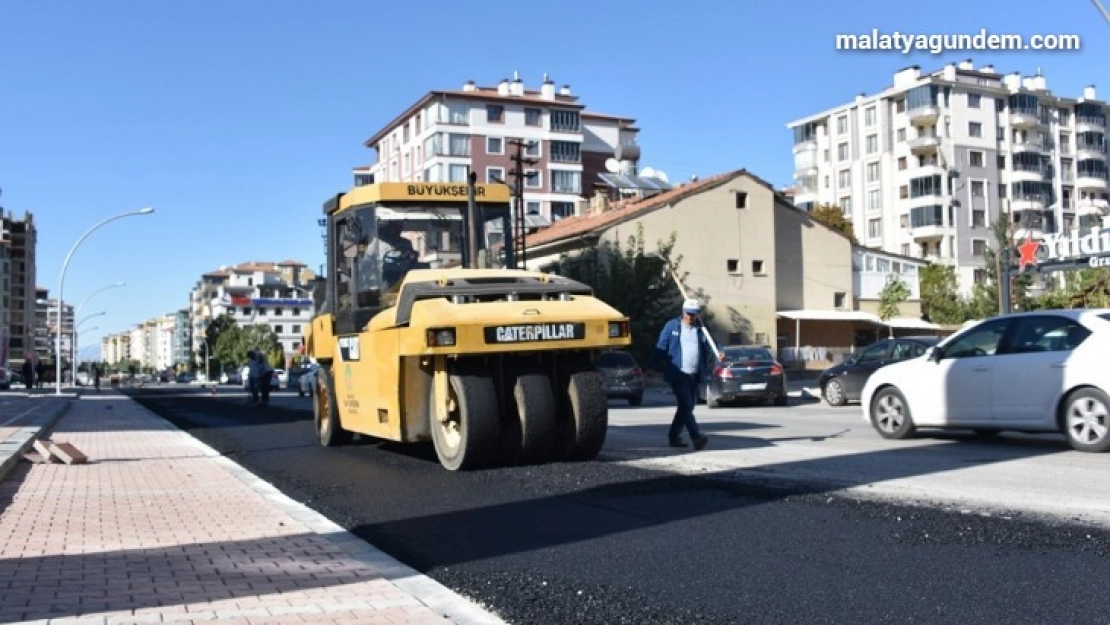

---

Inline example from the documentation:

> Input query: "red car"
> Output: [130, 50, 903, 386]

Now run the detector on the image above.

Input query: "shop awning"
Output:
[883, 317, 942, 331]
[777, 310, 882, 323]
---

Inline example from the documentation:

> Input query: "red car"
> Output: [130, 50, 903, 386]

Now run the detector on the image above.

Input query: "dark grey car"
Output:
[594, 350, 644, 406]
[702, 345, 788, 408]
[818, 335, 941, 406]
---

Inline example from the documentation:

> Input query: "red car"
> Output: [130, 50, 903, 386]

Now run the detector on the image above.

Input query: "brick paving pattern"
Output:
[0, 394, 499, 625]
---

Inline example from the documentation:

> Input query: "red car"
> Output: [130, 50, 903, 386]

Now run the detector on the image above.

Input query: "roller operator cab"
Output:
[304, 182, 632, 470]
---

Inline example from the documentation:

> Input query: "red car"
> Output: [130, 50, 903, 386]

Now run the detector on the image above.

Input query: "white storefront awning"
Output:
[883, 317, 942, 331]
[777, 310, 882, 323]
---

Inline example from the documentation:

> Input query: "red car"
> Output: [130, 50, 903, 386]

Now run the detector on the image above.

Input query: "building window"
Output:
[969, 121, 983, 137]
[901, 243, 910, 255]
[865, 106, 877, 126]
[969, 150, 984, 167]
[823, 149, 830, 162]
[897, 128, 906, 142]
[274, 325, 284, 334]
[866, 162, 880, 182]
[727, 259, 739, 273]
[487, 167, 505, 184]
[972, 209, 986, 227]
[998, 183, 1006, 198]
[867, 189, 881, 211]
[551, 170, 581, 193]
[752, 260, 765, 274]
[868, 218, 882, 238]
[997, 155, 1006, 169]
[838, 169, 851, 189]
[896, 99, 906, 113]
[866, 134, 878, 154]
[524, 169, 541, 189]
[486, 105, 504, 123]
[551, 201, 575, 219]
[834, 292, 846, 308]
[838, 142, 849, 161]
[447, 133, 470, 156]
[972, 239, 987, 257]
[824, 175, 830, 189]
[550, 109, 580, 132]
[974, 269, 987, 285]
[525, 141, 541, 158]
[447, 102, 467, 125]
[969, 93, 981, 108]
[448, 164, 468, 182]
[735, 192, 747, 209]
[550, 141, 581, 163]
[292, 324, 301, 334]
[837, 115, 848, 134]
[898, 156, 907, 171]
[971, 180, 985, 197]
[524, 108, 541, 126]
[487, 137, 503, 154]
[840, 197, 852, 213]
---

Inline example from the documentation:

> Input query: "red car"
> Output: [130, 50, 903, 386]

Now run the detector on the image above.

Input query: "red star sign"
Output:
[1016, 235, 1040, 271]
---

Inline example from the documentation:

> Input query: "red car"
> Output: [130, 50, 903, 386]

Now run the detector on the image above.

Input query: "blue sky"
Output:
[2, 0, 1106, 358]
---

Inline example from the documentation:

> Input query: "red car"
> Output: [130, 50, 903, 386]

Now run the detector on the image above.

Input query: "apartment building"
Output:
[189, 260, 316, 367]
[788, 61, 1109, 295]
[0, 211, 39, 367]
[100, 332, 131, 365]
[361, 73, 642, 222]
[45, 298, 73, 365]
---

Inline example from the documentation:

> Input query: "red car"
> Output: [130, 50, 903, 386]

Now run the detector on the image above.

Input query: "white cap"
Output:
[682, 298, 701, 313]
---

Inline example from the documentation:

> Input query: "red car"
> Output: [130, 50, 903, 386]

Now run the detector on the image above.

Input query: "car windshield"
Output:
[723, 347, 774, 362]
[595, 352, 637, 367]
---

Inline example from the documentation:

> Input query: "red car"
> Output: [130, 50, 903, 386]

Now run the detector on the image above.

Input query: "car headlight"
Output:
[608, 321, 629, 338]
[427, 328, 456, 347]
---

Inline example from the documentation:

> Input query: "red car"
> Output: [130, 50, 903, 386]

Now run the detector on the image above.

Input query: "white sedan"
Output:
[862, 308, 1110, 452]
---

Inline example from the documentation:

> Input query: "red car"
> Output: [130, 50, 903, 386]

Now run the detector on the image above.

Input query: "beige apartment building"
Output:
[1, 211, 39, 369]
[524, 169, 931, 367]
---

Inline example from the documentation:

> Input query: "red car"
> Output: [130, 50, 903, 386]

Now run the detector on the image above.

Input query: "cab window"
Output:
[857, 341, 890, 364]
[942, 319, 1009, 358]
[1001, 316, 1090, 354]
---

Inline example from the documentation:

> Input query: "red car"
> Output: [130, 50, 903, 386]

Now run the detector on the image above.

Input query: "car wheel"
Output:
[870, 386, 915, 440]
[1063, 387, 1110, 452]
[823, 379, 847, 407]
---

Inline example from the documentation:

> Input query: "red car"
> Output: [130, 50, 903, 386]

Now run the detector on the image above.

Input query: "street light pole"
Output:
[72, 312, 106, 382]
[55, 208, 154, 395]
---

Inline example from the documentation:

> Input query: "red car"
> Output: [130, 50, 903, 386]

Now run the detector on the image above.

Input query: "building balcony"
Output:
[910, 224, 952, 242]
[1010, 139, 1047, 154]
[1010, 109, 1044, 128]
[1076, 116, 1107, 133]
[1076, 144, 1107, 161]
[907, 135, 941, 154]
[1009, 167, 1046, 183]
[907, 104, 940, 124]
[1010, 196, 1047, 212]
[793, 140, 818, 155]
[1076, 175, 1109, 191]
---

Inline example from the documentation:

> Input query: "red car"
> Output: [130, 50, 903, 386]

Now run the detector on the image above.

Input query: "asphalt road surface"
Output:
[127, 384, 1110, 624]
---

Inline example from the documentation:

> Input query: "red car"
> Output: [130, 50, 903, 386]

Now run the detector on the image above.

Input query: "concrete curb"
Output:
[0, 397, 72, 482]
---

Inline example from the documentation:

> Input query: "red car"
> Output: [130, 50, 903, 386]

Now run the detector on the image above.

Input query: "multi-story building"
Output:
[0, 211, 38, 367]
[34, 287, 50, 360]
[45, 298, 73, 366]
[788, 61, 1109, 295]
[189, 260, 316, 367]
[172, 309, 191, 367]
[361, 73, 642, 223]
[100, 332, 131, 365]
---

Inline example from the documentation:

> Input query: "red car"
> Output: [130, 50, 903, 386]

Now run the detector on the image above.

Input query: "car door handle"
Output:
[1050, 362, 1067, 369]
[973, 366, 989, 372]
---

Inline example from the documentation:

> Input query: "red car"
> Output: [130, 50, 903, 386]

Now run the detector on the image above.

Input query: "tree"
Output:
[556, 224, 684, 366]
[809, 204, 857, 243]
[878, 274, 910, 336]
[966, 214, 1009, 319]
[214, 323, 280, 372]
[918, 264, 966, 324]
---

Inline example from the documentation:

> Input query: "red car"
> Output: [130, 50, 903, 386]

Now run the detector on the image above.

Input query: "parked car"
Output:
[175, 372, 197, 384]
[819, 336, 942, 406]
[593, 350, 644, 406]
[220, 368, 242, 385]
[298, 363, 318, 397]
[862, 309, 1110, 452]
[704, 345, 788, 408]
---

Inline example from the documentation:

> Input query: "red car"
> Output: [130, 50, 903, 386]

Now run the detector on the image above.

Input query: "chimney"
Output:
[462, 80, 477, 92]
[497, 78, 510, 96]
[1084, 85, 1097, 100]
[540, 73, 555, 100]
[980, 65, 995, 74]
[958, 58, 974, 70]
[559, 84, 571, 96]
[510, 70, 524, 96]
[590, 193, 610, 215]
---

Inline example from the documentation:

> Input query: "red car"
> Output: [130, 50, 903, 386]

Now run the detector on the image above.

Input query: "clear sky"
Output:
[1, 0, 1107, 359]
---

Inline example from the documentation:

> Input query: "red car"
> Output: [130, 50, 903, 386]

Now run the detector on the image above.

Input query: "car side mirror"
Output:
[843, 355, 858, 366]
[927, 346, 943, 362]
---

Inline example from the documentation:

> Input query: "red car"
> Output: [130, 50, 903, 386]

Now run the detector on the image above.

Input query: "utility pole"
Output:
[507, 138, 538, 269]
[466, 170, 479, 268]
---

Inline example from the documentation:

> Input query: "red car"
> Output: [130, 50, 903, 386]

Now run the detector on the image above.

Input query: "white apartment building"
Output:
[788, 61, 1109, 296]
[189, 260, 316, 367]
[100, 333, 130, 365]
[361, 72, 643, 223]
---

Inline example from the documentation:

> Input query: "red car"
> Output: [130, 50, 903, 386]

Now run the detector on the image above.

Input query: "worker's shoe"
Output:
[668, 436, 687, 448]
[693, 436, 709, 451]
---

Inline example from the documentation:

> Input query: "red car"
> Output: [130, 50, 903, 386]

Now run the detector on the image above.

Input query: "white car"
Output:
[862, 309, 1110, 452]
[298, 364, 317, 397]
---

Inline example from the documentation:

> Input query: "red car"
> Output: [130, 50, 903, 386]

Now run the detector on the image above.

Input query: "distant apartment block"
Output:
[788, 61, 1109, 295]
[189, 260, 316, 367]
[360, 73, 644, 223]
[0, 211, 39, 366]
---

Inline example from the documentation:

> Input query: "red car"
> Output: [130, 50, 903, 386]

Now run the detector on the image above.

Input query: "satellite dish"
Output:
[640, 166, 656, 179]
[604, 158, 619, 173]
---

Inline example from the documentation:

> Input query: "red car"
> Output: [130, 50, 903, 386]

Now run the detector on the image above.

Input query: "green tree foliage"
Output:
[809, 204, 857, 244]
[878, 274, 910, 334]
[213, 324, 280, 371]
[966, 214, 1009, 319]
[918, 263, 966, 324]
[555, 224, 684, 366]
